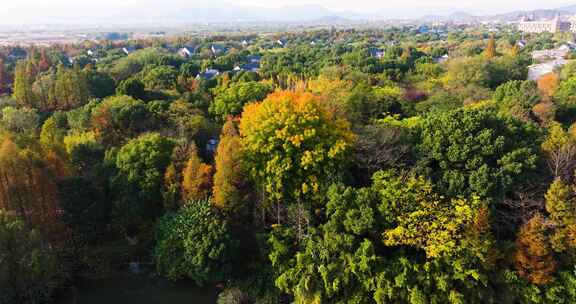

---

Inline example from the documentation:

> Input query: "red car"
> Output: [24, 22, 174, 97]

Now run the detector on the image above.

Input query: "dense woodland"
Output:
[3, 26, 576, 303]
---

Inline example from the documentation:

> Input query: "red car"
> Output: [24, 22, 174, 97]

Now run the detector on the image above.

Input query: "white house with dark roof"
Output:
[434, 54, 450, 64]
[234, 62, 260, 73]
[369, 48, 385, 59]
[122, 46, 136, 55]
[246, 55, 261, 64]
[178, 45, 196, 58]
[196, 69, 220, 80]
[517, 40, 527, 49]
[210, 45, 226, 56]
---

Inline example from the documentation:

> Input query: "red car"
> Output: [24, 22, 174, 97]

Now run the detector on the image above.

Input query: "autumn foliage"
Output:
[0, 138, 67, 242]
[538, 73, 559, 100]
[213, 118, 249, 212]
[182, 144, 214, 202]
[240, 90, 354, 204]
[514, 214, 556, 285]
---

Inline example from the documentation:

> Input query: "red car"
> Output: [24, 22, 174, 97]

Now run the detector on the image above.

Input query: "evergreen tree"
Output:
[13, 60, 36, 107]
[54, 64, 89, 110]
[0, 59, 8, 94]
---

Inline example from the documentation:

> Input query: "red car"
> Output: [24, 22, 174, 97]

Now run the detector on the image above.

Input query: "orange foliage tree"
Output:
[514, 214, 557, 285]
[0, 138, 67, 243]
[213, 118, 250, 213]
[538, 73, 559, 101]
[181, 143, 213, 202]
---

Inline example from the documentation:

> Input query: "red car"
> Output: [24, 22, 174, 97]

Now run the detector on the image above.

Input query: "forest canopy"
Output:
[1, 26, 576, 304]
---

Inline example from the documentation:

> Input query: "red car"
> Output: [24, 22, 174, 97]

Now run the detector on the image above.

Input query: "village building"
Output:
[210, 45, 226, 56]
[234, 62, 260, 73]
[531, 45, 572, 61]
[122, 46, 136, 55]
[528, 59, 572, 81]
[434, 54, 450, 64]
[369, 48, 385, 59]
[177, 45, 196, 58]
[196, 69, 220, 80]
[518, 15, 571, 33]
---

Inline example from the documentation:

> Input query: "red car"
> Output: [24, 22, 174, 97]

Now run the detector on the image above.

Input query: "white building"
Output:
[518, 16, 571, 33]
[528, 59, 572, 81]
[532, 47, 570, 61]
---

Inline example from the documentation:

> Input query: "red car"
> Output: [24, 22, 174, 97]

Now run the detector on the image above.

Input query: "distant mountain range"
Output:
[419, 5, 576, 23]
[5, 2, 576, 26]
[159, 3, 576, 24]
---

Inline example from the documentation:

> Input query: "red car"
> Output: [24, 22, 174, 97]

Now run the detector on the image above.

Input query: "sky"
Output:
[1, 0, 575, 24]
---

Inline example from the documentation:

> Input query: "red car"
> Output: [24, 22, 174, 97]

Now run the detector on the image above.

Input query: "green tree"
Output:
[180, 62, 201, 78]
[417, 108, 539, 200]
[341, 83, 404, 124]
[63, 130, 103, 171]
[12, 60, 36, 108]
[116, 78, 146, 100]
[154, 199, 237, 285]
[270, 185, 381, 304]
[493, 80, 540, 120]
[91, 95, 151, 145]
[554, 76, 576, 123]
[59, 176, 110, 242]
[53, 64, 89, 110]
[271, 172, 496, 304]
[85, 68, 116, 99]
[0, 59, 9, 94]
[114, 133, 174, 219]
[40, 115, 67, 154]
[444, 57, 490, 89]
[0, 211, 60, 304]
[554, 76, 576, 107]
[210, 81, 272, 120]
[141, 65, 178, 90]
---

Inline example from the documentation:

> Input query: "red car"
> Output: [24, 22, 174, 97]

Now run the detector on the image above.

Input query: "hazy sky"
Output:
[1, 0, 575, 24]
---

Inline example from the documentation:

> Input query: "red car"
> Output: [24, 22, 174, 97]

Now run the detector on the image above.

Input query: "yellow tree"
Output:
[239, 90, 354, 230]
[541, 122, 576, 178]
[484, 34, 496, 60]
[545, 179, 576, 253]
[213, 118, 249, 213]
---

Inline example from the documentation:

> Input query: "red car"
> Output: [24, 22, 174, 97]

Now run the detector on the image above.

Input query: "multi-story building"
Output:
[570, 16, 576, 33]
[518, 16, 571, 33]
